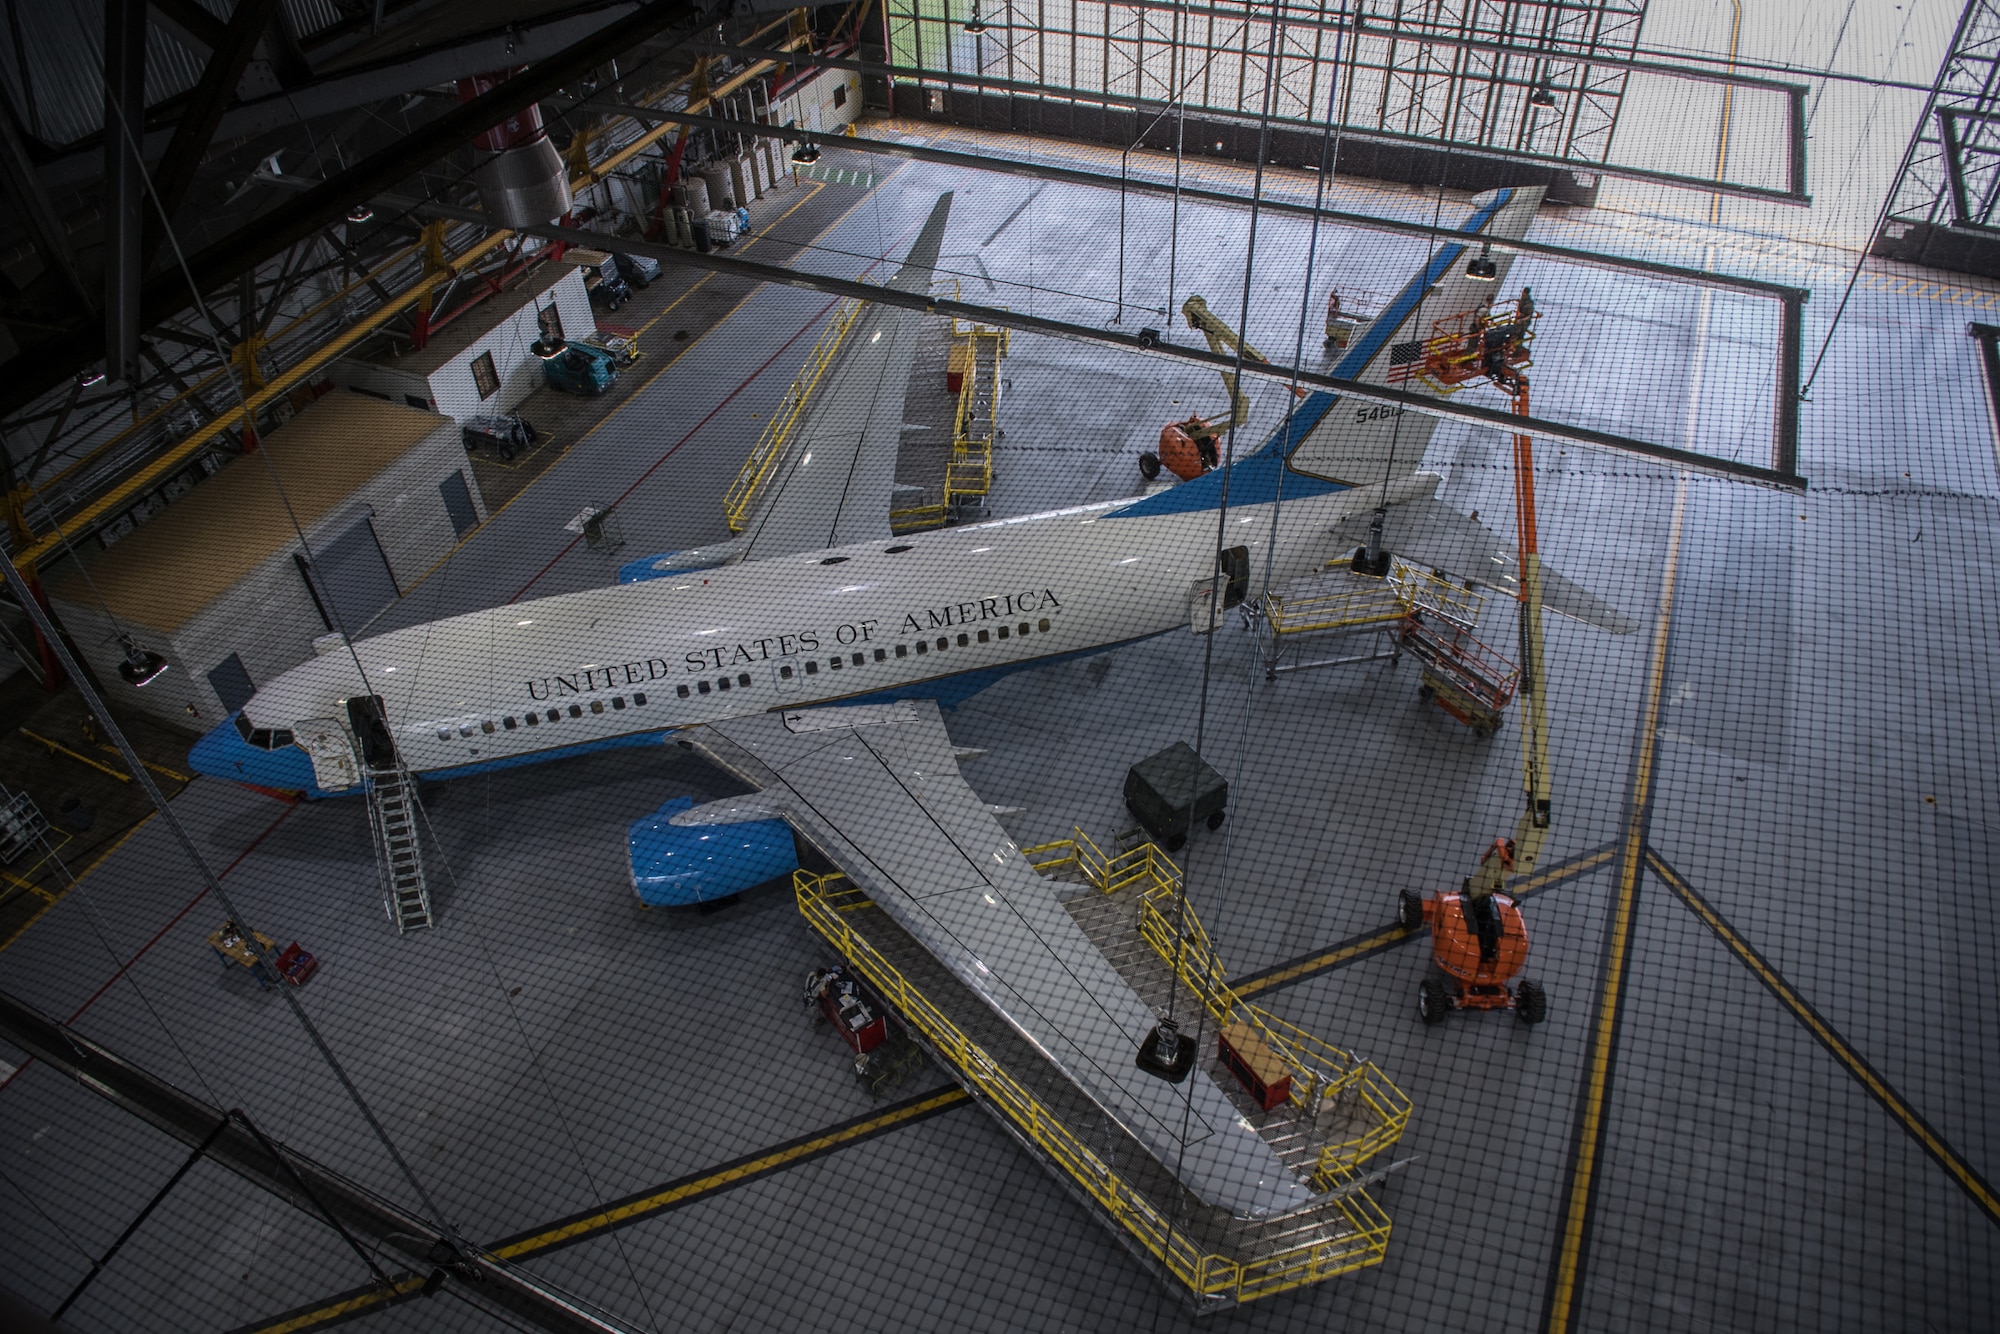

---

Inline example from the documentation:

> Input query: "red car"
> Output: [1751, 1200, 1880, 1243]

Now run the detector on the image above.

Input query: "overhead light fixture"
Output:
[78, 368, 106, 387]
[964, 3, 989, 32]
[1134, 1018, 1195, 1083]
[791, 140, 821, 164]
[1465, 243, 1498, 281]
[116, 635, 169, 687]
[1528, 81, 1558, 108]
[346, 203, 374, 223]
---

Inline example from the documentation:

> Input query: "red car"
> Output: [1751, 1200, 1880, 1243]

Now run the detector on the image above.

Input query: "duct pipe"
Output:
[459, 70, 572, 228]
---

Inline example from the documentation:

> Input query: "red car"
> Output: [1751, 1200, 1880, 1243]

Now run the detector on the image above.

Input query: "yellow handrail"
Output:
[723, 297, 866, 531]
[795, 869, 1392, 1303]
[1024, 828, 1414, 1180]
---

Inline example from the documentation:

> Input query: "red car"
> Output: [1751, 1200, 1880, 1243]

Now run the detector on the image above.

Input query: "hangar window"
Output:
[956, 633, 969, 647]
[1038, 618, 1051, 632]
[698, 681, 711, 694]
[481, 721, 495, 734]
[805, 661, 819, 675]
[874, 649, 886, 661]
[977, 630, 989, 644]
[504, 717, 517, 729]
[677, 684, 691, 697]
[996, 626, 1009, 640]
[471, 350, 500, 400]
[737, 673, 752, 687]
[568, 705, 583, 718]
[612, 697, 626, 710]
[590, 700, 605, 713]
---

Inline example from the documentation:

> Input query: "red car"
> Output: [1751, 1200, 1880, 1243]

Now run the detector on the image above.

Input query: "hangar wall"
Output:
[333, 265, 595, 425]
[45, 391, 483, 732]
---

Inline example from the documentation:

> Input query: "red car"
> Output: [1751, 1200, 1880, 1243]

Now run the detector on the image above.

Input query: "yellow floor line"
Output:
[19, 729, 132, 783]
[0, 815, 154, 953]
[238, 1086, 969, 1334]
[1543, 474, 1688, 1334]
[1233, 844, 1617, 998]
[1646, 849, 2000, 1228]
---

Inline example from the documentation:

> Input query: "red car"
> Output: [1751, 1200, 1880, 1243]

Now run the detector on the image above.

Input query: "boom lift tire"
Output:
[1397, 890, 1425, 931]
[1514, 978, 1547, 1025]
[1418, 978, 1451, 1025]
[1138, 452, 1162, 480]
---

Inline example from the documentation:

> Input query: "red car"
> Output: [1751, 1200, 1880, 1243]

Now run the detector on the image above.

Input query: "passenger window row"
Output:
[426, 616, 1058, 738]
[770, 617, 1053, 680]
[676, 673, 755, 698]
[434, 692, 650, 741]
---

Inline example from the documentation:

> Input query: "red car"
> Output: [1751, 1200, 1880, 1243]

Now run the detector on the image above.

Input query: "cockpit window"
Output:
[235, 714, 254, 741]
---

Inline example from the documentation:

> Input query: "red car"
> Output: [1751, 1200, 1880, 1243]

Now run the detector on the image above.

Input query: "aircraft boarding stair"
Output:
[347, 696, 433, 933]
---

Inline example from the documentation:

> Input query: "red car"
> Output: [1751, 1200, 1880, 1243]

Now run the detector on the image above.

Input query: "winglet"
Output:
[888, 192, 954, 295]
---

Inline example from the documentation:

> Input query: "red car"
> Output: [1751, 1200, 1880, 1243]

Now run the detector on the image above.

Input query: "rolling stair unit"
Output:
[346, 696, 433, 933]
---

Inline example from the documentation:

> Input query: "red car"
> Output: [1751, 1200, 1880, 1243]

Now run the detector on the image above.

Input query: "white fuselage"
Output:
[238, 483, 1394, 786]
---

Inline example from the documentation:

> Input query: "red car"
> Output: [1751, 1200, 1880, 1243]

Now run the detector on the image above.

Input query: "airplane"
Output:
[187, 182, 1630, 1222]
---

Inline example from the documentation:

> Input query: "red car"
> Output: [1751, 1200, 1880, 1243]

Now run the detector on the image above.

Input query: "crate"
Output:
[1124, 742, 1227, 851]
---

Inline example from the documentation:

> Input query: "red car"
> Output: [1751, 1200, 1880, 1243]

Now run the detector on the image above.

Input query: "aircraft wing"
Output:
[1332, 496, 1637, 635]
[733, 194, 951, 560]
[620, 194, 954, 582]
[684, 702, 1314, 1221]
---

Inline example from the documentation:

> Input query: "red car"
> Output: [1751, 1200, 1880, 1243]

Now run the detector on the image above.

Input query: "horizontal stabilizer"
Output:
[1334, 495, 1636, 635]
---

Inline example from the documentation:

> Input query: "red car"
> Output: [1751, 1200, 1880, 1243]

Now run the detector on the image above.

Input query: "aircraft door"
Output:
[1218, 545, 1250, 607]
[293, 718, 360, 791]
[1188, 576, 1225, 634]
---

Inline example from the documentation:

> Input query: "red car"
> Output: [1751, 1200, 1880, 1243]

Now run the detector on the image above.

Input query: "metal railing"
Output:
[795, 868, 1394, 1305]
[722, 297, 867, 531]
[1021, 828, 1413, 1181]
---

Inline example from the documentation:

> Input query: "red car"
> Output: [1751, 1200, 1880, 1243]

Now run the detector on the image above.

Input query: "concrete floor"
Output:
[1, 121, 1996, 1334]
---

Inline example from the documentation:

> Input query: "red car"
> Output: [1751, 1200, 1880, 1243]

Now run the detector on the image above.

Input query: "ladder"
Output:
[347, 696, 433, 933]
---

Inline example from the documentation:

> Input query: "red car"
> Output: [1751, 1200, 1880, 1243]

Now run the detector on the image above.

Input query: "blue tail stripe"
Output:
[1108, 188, 1513, 520]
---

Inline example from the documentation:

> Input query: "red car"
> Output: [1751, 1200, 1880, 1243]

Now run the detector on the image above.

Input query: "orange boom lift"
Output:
[1389, 289, 1554, 1026]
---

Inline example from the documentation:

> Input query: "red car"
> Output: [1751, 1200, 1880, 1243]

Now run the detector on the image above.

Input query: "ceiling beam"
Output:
[0, 91, 89, 306]
[415, 202, 1806, 490]
[0, 0, 700, 420]
[143, 0, 288, 267]
[147, 0, 226, 51]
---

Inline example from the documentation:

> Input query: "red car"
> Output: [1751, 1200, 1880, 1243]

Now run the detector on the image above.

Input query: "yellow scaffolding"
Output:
[1021, 828, 1413, 1179]
[889, 297, 1009, 533]
[795, 822, 1412, 1307]
[1254, 560, 1487, 681]
[722, 298, 867, 531]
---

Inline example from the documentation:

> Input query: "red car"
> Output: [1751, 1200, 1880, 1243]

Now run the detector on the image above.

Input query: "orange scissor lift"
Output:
[1386, 289, 1556, 1026]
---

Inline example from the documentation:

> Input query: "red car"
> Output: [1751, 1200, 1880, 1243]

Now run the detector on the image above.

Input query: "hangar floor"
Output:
[1, 123, 1996, 1334]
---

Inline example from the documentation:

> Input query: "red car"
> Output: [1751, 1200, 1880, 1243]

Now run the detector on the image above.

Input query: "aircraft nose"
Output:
[188, 717, 251, 779]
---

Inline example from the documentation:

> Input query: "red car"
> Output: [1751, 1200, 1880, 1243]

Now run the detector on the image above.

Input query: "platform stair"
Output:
[346, 695, 433, 933]
[366, 761, 432, 933]
[795, 828, 1411, 1311]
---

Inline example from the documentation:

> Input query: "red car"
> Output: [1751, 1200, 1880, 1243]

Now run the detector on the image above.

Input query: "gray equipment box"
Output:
[1123, 742, 1227, 852]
